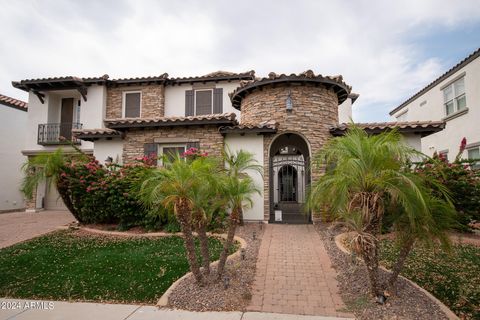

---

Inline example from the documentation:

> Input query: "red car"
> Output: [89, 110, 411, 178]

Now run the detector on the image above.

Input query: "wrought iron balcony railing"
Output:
[37, 123, 82, 145]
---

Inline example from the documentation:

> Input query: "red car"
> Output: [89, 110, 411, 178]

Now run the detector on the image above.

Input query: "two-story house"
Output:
[13, 70, 444, 223]
[390, 48, 480, 166]
[0, 94, 27, 212]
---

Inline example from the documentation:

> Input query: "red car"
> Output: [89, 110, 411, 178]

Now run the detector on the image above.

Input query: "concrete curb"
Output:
[156, 233, 247, 307]
[334, 233, 459, 320]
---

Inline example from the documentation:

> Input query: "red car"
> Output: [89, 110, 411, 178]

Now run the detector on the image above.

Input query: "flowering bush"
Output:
[57, 157, 155, 228]
[414, 140, 480, 231]
[181, 147, 208, 161]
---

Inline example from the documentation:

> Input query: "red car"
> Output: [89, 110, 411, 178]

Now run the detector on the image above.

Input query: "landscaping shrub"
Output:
[415, 141, 480, 231]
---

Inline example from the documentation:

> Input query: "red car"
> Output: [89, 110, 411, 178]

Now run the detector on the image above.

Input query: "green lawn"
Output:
[0, 230, 229, 304]
[380, 240, 480, 319]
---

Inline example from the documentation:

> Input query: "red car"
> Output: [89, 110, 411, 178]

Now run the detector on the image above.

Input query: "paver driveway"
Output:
[0, 210, 75, 249]
[248, 224, 353, 318]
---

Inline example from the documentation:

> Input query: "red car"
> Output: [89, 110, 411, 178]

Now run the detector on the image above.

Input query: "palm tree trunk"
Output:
[387, 238, 415, 290]
[217, 206, 239, 279]
[176, 200, 204, 284]
[360, 239, 382, 297]
[197, 220, 211, 276]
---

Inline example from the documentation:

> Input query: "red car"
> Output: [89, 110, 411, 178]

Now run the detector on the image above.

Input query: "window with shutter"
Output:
[123, 92, 141, 118]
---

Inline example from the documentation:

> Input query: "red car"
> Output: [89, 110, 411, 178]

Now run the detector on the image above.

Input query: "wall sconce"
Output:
[286, 90, 293, 111]
[105, 156, 113, 165]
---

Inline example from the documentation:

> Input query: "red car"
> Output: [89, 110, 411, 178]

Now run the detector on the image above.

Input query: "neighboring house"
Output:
[0, 94, 27, 212]
[13, 70, 443, 223]
[390, 48, 480, 166]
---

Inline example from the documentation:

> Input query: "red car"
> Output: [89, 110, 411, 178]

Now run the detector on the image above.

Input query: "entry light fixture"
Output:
[286, 90, 293, 111]
[105, 156, 113, 165]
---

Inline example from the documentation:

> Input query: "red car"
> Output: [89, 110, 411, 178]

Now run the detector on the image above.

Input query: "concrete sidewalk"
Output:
[0, 299, 354, 320]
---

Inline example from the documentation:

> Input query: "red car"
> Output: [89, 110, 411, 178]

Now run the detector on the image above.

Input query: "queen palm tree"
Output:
[217, 148, 262, 279]
[307, 126, 454, 298]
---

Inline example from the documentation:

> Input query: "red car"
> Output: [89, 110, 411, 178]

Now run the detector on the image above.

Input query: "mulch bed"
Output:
[315, 224, 449, 320]
[166, 223, 264, 311]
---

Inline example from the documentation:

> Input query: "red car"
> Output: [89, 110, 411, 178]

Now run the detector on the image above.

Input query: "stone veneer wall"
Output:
[106, 85, 165, 119]
[240, 84, 339, 222]
[122, 126, 225, 164]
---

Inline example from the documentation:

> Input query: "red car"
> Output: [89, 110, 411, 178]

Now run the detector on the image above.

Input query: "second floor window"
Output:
[123, 91, 141, 118]
[443, 77, 466, 116]
[185, 88, 223, 116]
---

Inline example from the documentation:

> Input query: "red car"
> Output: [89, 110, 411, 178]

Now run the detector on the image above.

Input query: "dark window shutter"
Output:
[144, 143, 158, 165]
[186, 141, 200, 151]
[195, 90, 212, 115]
[185, 90, 194, 116]
[213, 88, 223, 114]
[125, 92, 141, 118]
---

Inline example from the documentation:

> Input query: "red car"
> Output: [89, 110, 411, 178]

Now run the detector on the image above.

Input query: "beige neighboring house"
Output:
[13, 70, 443, 222]
[390, 48, 480, 167]
[0, 94, 27, 212]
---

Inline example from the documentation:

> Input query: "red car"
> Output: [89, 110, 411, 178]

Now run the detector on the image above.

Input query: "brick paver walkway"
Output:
[248, 224, 353, 318]
[0, 210, 75, 249]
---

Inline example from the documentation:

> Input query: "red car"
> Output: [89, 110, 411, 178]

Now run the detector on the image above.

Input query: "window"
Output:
[185, 88, 223, 116]
[443, 77, 466, 116]
[123, 91, 141, 118]
[396, 110, 408, 121]
[467, 147, 480, 170]
[195, 90, 213, 115]
[158, 144, 186, 165]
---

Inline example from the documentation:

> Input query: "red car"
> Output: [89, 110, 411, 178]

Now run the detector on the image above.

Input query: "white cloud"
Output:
[1, 0, 479, 121]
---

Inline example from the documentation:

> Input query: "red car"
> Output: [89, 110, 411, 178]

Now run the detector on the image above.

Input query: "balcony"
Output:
[37, 123, 83, 145]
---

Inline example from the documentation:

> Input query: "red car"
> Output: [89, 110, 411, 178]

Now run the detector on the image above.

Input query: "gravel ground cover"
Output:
[167, 223, 264, 311]
[315, 224, 449, 320]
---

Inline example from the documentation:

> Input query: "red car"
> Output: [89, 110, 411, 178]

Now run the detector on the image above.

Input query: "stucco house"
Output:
[390, 47, 480, 167]
[12, 70, 444, 223]
[0, 94, 27, 212]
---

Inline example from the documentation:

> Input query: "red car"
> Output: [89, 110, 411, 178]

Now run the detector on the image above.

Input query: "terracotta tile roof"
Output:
[219, 120, 278, 134]
[230, 70, 352, 109]
[72, 128, 122, 141]
[0, 93, 27, 111]
[104, 113, 238, 129]
[12, 71, 254, 91]
[390, 47, 480, 116]
[330, 121, 445, 137]
[167, 70, 255, 84]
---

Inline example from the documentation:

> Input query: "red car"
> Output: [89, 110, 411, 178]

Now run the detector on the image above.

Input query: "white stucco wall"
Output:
[0, 105, 27, 211]
[391, 55, 480, 161]
[93, 139, 124, 165]
[224, 134, 264, 221]
[164, 81, 241, 118]
[338, 98, 353, 123]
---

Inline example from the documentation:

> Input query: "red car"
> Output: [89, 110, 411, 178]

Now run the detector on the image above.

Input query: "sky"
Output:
[1, 0, 479, 122]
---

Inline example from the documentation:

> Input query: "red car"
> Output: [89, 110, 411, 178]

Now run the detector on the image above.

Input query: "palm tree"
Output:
[217, 148, 262, 279]
[223, 146, 263, 225]
[138, 154, 218, 284]
[307, 126, 454, 298]
[189, 157, 224, 277]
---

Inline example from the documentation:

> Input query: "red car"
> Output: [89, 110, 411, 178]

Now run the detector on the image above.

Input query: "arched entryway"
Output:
[269, 133, 311, 223]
